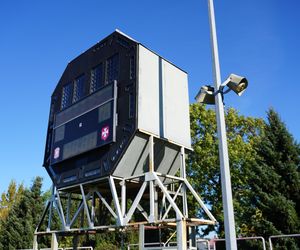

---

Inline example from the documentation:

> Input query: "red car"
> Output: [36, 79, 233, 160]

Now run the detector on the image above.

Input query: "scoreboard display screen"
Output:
[50, 83, 117, 165]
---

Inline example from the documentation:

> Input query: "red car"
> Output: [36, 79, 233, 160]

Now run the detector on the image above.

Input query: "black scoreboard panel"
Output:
[44, 31, 138, 188]
[51, 83, 116, 164]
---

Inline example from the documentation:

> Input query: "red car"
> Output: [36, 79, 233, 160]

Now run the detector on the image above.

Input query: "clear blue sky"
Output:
[0, 0, 299, 193]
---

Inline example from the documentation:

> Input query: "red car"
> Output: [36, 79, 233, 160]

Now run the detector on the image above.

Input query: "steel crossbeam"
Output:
[34, 135, 216, 250]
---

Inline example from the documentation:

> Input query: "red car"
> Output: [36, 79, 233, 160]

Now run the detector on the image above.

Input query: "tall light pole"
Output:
[207, 0, 238, 249]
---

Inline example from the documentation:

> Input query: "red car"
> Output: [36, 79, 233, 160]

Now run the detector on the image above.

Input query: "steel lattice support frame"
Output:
[34, 136, 216, 250]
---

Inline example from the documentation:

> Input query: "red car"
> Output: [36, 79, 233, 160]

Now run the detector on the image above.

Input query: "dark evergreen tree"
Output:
[245, 109, 300, 249]
[0, 180, 24, 220]
[258, 109, 300, 213]
[0, 177, 46, 249]
[188, 105, 300, 249]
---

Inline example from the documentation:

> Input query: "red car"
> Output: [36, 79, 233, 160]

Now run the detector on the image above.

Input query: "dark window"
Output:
[98, 101, 112, 123]
[63, 131, 97, 160]
[105, 54, 119, 85]
[73, 74, 85, 103]
[90, 64, 103, 93]
[61, 82, 73, 110]
[130, 56, 135, 79]
[85, 169, 101, 177]
[54, 125, 65, 143]
[117, 37, 130, 48]
[129, 92, 134, 118]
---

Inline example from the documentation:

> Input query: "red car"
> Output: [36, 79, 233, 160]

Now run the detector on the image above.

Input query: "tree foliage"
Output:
[188, 104, 264, 236]
[0, 106, 299, 249]
[0, 177, 46, 249]
[243, 109, 300, 249]
[0, 180, 24, 221]
[188, 104, 300, 249]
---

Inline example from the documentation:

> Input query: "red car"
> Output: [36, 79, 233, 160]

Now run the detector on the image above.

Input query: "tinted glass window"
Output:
[73, 74, 85, 103]
[129, 92, 134, 118]
[98, 101, 111, 123]
[105, 54, 119, 85]
[90, 64, 103, 93]
[130, 56, 135, 79]
[61, 82, 73, 110]
[54, 125, 65, 143]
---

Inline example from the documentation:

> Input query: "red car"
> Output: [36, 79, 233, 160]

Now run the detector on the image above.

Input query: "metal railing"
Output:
[64, 247, 93, 250]
[23, 234, 300, 250]
[20, 247, 92, 250]
[210, 236, 266, 250]
[196, 239, 211, 250]
[18, 249, 63, 250]
[268, 234, 300, 250]
[127, 242, 177, 249]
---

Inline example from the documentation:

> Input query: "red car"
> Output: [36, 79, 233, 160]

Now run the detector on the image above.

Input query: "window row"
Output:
[61, 54, 119, 110]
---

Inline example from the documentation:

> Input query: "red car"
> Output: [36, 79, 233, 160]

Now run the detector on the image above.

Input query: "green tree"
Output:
[256, 109, 300, 213]
[188, 105, 300, 249]
[0, 180, 24, 220]
[188, 104, 264, 237]
[0, 177, 46, 249]
[244, 109, 300, 249]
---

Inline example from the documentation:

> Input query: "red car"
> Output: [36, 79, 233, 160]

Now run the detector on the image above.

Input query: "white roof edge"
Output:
[138, 44, 188, 74]
[115, 29, 139, 43]
[115, 29, 187, 74]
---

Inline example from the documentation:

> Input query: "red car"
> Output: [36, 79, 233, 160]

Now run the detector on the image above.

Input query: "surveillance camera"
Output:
[195, 85, 215, 105]
[226, 74, 248, 96]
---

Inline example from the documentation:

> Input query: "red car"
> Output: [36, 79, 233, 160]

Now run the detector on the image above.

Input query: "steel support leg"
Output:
[80, 184, 93, 228]
[177, 219, 187, 250]
[91, 192, 96, 227]
[180, 147, 188, 217]
[55, 188, 67, 230]
[139, 224, 145, 250]
[109, 176, 123, 226]
[32, 235, 38, 250]
[121, 180, 126, 217]
[73, 235, 79, 250]
[66, 192, 72, 226]
[149, 135, 155, 223]
[189, 226, 196, 249]
[47, 185, 55, 231]
[51, 233, 58, 250]
[149, 180, 155, 223]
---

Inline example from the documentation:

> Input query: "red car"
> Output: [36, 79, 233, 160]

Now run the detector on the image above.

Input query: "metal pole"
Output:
[180, 147, 188, 217]
[139, 224, 145, 250]
[32, 235, 38, 250]
[177, 219, 187, 250]
[207, 0, 237, 249]
[51, 233, 58, 250]
[66, 192, 71, 226]
[149, 135, 155, 222]
[80, 184, 92, 228]
[121, 180, 126, 217]
[47, 184, 55, 231]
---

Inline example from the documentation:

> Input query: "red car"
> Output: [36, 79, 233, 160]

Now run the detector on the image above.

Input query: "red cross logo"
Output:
[54, 147, 60, 159]
[101, 126, 110, 141]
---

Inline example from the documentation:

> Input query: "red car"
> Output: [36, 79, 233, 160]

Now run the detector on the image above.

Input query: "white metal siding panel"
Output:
[162, 60, 191, 148]
[137, 45, 160, 136]
[137, 45, 191, 149]
[113, 134, 149, 177]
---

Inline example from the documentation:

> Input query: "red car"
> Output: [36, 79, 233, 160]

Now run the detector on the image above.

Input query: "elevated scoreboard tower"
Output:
[44, 30, 191, 188]
[36, 31, 216, 250]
